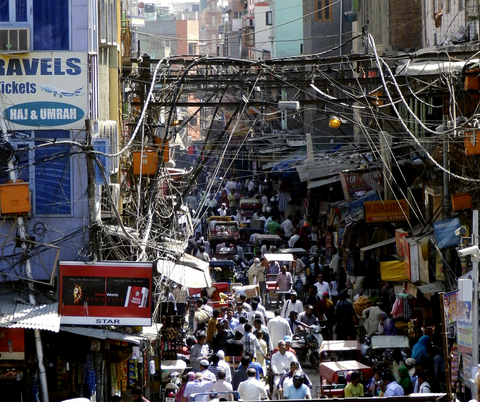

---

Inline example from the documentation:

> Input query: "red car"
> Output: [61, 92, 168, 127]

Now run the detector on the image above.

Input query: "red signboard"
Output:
[59, 261, 153, 326]
[339, 169, 383, 201]
[0, 328, 25, 360]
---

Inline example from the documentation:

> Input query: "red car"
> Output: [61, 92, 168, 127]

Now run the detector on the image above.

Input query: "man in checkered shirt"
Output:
[242, 323, 266, 360]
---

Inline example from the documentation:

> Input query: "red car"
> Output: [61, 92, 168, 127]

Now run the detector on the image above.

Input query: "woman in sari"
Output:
[176, 371, 195, 402]
[378, 312, 396, 335]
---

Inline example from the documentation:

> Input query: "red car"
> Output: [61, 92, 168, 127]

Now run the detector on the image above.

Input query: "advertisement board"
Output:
[0, 52, 88, 130]
[364, 199, 409, 223]
[456, 274, 473, 355]
[0, 328, 25, 360]
[339, 169, 383, 201]
[59, 261, 153, 326]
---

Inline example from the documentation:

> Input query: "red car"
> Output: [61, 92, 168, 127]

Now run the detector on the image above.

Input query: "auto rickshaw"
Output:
[366, 334, 411, 371]
[317, 360, 374, 398]
[239, 198, 261, 220]
[254, 234, 283, 255]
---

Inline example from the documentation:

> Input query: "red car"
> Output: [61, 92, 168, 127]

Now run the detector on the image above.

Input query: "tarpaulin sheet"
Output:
[380, 260, 409, 282]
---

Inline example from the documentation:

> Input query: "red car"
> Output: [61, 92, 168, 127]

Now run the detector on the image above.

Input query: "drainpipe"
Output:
[0, 105, 49, 402]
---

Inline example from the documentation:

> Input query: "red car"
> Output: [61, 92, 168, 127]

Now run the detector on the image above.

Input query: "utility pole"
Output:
[471, 210, 479, 398]
[0, 104, 49, 402]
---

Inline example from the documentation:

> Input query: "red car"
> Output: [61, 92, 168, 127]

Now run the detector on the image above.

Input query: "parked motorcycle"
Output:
[163, 372, 182, 402]
[291, 325, 323, 371]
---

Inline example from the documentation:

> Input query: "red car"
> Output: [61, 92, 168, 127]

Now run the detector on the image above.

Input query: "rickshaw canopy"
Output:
[280, 248, 307, 254]
[319, 340, 362, 354]
[371, 335, 410, 349]
[255, 234, 282, 243]
[319, 360, 374, 384]
[206, 215, 232, 223]
[239, 198, 260, 206]
[264, 253, 295, 262]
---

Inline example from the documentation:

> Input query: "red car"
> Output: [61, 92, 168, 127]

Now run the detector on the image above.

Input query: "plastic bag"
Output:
[391, 297, 404, 319]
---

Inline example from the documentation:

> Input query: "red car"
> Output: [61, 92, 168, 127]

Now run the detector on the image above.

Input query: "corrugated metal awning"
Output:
[0, 294, 60, 332]
[60, 326, 145, 344]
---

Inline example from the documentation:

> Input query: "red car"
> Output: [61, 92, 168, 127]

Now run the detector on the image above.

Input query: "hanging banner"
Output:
[433, 217, 461, 249]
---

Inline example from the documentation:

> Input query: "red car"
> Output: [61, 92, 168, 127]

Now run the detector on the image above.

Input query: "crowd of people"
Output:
[148, 176, 447, 402]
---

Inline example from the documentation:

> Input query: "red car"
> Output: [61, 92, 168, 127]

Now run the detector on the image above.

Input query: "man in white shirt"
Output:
[288, 233, 300, 248]
[237, 368, 269, 401]
[267, 310, 293, 347]
[281, 291, 304, 319]
[216, 350, 232, 383]
[417, 372, 431, 393]
[314, 273, 330, 298]
[200, 359, 217, 382]
[271, 341, 298, 392]
[383, 371, 404, 397]
[212, 369, 234, 401]
[281, 215, 294, 238]
[184, 372, 215, 402]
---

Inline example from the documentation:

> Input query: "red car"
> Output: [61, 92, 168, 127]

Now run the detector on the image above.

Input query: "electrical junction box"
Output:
[458, 278, 473, 302]
[0, 183, 31, 214]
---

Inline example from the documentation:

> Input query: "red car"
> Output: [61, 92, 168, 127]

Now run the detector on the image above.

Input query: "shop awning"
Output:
[360, 237, 396, 252]
[60, 326, 144, 344]
[307, 175, 341, 190]
[0, 294, 60, 332]
[156, 254, 212, 289]
[417, 281, 445, 294]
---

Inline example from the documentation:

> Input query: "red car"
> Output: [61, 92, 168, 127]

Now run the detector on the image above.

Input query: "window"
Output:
[34, 131, 72, 215]
[266, 11, 272, 25]
[315, 0, 332, 22]
[0, 131, 72, 216]
[188, 42, 197, 55]
[0, 0, 28, 23]
[33, 0, 69, 50]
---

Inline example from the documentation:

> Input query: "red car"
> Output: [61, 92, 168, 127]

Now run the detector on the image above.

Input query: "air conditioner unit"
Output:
[100, 184, 120, 219]
[0, 28, 30, 53]
[94, 120, 119, 174]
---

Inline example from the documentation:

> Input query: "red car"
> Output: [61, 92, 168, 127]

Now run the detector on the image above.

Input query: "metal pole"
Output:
[440, 292, 452, 402]
[472, 209, 479, 397]
[0, 106, 49, 402]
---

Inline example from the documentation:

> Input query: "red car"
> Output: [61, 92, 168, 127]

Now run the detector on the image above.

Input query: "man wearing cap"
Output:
[184, 372, 215, 402]
[237, 368, 269, 401]
[281, 291, 304, 319]
[216, 350, 232, 383]
[200, 359, 216, 382]
[217, 203, 228, 216]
